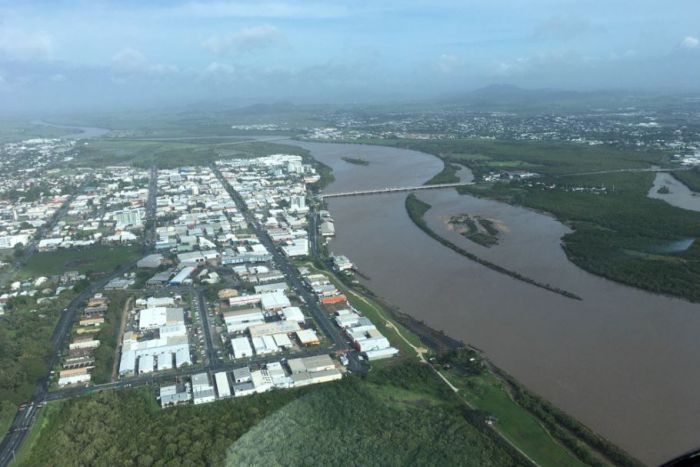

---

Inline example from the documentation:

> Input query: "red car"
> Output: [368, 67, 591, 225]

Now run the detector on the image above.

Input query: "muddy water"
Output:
[648, 171, 700, 212]
[289, 140, 700, 465]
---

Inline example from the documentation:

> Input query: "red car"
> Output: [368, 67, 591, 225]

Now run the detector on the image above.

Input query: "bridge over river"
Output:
[319, 182, 472, 199]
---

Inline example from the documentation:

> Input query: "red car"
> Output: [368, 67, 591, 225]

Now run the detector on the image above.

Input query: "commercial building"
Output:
[215, 372, 232, 398]
[192, 373, 216, 405]
[231, 336, 253, 359]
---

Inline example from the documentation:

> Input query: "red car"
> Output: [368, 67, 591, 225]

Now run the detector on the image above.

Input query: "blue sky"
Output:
[1, 0, 699, 113]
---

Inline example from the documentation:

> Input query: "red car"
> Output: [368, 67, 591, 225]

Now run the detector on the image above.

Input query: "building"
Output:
[160, 383, 191, 407]
[364, 347, 400, 361]
[169, 266, 196, 285]
[233, 366, 252, 383]
[137, 254, 164, 268]
[223, 308, 265, 333]
[191, 373, 216, 405]
[332, 255, 353, 272]
[287, 354, 342, 387]
[114, 209, 144, 228]
[260, 292, 291, 311]
[248, 320, 301, 338]
[280, 306, 305, 323]
[138, 307, 184, 330]
[281, 238, 308, 258]
[139, 355, 155, 374]
[296, 329, 320, 346]
[214, 372, 231, 398]
[231, 336, 254, 359]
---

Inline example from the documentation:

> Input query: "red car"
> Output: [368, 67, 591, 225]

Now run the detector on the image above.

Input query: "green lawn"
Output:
[449, 371, 587, 467]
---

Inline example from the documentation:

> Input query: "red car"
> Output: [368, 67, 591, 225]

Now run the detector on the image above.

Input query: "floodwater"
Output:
[289, 139, 700, 466]
[648, 172, 700, 212]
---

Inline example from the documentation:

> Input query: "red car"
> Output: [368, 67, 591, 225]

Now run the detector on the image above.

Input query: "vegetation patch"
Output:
[226, 363, 528, 466]
[448, 214, 501, 247]
[341, 156, 370, 166]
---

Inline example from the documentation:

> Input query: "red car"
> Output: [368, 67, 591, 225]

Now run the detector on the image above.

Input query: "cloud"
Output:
[680, 36, 699, 49]
[202, 25, 282, 55]
[111, 48, 148, 73]
[111, 48, 178, 75]
[0, 30, 54, 61]
[532, 16, 605, 41]
[50, 73, 66, 82]
[435, 53, 459, 73]
[178, 1, 348, 18]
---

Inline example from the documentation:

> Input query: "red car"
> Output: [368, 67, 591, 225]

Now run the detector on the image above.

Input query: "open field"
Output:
[17, 245, 141, 279]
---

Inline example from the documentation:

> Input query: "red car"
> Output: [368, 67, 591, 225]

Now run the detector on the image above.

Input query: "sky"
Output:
[1, 0, 700, 114]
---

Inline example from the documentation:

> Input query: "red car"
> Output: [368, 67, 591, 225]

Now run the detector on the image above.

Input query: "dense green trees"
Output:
[22, 363, 528, 467]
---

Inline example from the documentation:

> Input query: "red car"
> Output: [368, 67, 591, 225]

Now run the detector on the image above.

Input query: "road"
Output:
[195, 288, 219, 367]
[143, 166, 158, 254]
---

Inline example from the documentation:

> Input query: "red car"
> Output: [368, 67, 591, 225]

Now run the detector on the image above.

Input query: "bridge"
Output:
[319, 182, 472, 199]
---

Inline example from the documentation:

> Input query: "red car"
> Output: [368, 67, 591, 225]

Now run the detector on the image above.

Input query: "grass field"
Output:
[18, 245, 141, 278]
[448, 370, 587, 467]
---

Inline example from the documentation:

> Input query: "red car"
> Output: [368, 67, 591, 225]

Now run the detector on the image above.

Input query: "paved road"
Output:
[195, 288, 219, 367]
[142, 166, 158, 255]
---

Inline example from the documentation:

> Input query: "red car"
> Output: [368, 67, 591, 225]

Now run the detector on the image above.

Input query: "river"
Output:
[288, 139, 700, 466]
[31, 120, 111, 140]
[648, 171, 700, 212]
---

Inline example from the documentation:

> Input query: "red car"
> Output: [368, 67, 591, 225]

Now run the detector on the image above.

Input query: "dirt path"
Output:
[111, 296, 133, 381]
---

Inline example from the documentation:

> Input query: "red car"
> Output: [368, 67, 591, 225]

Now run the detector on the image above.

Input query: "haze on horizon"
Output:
[1, 0, 700, 115]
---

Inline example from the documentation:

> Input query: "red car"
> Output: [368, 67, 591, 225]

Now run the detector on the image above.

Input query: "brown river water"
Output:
[286, 140, 700, 465]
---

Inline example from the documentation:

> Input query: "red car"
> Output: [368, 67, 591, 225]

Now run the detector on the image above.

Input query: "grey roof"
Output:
[233, 366, 252, 382]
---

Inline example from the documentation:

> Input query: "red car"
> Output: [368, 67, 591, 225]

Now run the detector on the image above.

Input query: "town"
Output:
[0, 145, 400, 417]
